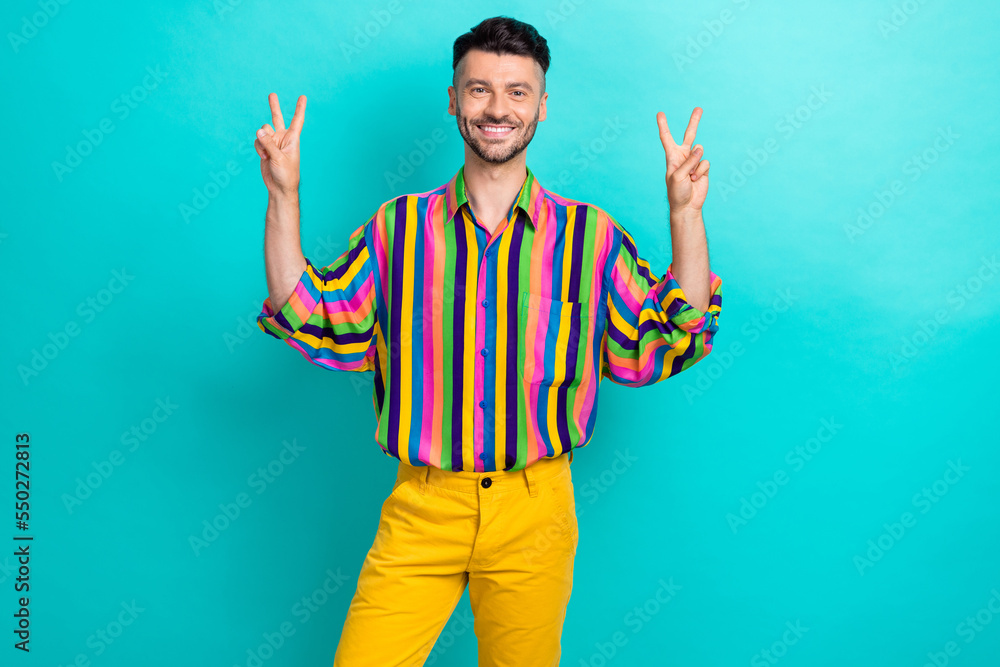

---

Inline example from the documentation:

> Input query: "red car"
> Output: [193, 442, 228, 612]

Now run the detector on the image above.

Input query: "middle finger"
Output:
[268, 93, 286, 132]
[681, 107, 702, 148]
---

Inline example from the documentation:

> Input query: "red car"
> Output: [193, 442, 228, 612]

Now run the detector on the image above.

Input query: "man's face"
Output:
[449, 49, 548, 164]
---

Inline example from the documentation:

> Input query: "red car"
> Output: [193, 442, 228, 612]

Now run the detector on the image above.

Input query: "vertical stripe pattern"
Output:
[258, 165, 724, 471]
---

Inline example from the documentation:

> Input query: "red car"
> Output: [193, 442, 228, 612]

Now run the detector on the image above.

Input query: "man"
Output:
[254, 15, 722, 667]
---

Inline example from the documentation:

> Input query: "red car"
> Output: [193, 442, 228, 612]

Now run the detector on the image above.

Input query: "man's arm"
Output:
[264, 191, 307, 313]
[599, 106, 721, 387]
[657, 105, 714, 314]
[667, 207, 711, 314]
[255, 93, 308, 313]
[253, 93, 379, 372]
[601, 217, 722, 387]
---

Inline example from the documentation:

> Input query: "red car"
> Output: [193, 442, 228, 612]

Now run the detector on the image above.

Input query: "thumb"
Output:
[674, 145, 702, 178]
[256, 127, 283, 163]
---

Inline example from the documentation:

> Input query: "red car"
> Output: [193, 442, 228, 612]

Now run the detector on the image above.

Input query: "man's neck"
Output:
[462, 154, 528, 234]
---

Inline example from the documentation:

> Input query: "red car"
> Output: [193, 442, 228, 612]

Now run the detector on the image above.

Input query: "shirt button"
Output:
[480, 349, 488, 356]
[481, 477, 492, 488]
[481, 299, 488, 307]
[479, 452, 487, 460]
[479, 400, 485, 408]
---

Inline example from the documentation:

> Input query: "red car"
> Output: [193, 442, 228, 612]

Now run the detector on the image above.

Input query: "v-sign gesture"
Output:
[255, 93, 307, 197]
[658, 107, 710, 213]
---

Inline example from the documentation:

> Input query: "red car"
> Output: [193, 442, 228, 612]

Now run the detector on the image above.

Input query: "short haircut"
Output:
[452, 16, 550, 92]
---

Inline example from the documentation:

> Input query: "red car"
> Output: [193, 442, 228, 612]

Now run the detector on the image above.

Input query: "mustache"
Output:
[471, 118, 519, 127]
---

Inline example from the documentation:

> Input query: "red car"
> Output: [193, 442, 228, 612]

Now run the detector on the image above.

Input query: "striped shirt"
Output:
[257, 165, 723, 472]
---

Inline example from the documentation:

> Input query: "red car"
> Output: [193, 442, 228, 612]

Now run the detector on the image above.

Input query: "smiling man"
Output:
[254, 15, 722, 667]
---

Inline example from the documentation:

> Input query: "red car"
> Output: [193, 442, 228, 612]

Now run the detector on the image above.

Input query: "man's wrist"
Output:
[269, 187, 300, 206]
[669, 206, 702, 226]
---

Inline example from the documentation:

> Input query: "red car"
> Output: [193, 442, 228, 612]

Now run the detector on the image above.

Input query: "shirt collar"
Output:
[444, 164, 541, 228]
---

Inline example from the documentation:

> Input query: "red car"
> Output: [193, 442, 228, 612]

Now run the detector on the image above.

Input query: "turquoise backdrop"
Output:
[3, 0, 999, 665]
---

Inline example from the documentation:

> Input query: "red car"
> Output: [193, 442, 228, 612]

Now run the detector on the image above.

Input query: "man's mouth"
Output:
[477, 124, 515, 138]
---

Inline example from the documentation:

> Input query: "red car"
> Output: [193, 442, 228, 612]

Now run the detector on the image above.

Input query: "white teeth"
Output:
[480, 125, 513, 134]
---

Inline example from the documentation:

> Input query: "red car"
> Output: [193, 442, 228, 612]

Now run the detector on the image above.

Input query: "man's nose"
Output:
[485, 94, 512, 122]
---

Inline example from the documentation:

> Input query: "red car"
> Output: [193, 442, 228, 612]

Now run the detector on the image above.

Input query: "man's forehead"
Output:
[459, 51, 541, 82]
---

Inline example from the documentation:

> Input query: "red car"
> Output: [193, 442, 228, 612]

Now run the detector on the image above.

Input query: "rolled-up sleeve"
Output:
[257, 219, 378, 372]
[601, 222, 722, 387]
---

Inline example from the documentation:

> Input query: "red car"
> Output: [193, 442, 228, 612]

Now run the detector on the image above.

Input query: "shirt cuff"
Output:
[662, 263, 723, 335]
[256, 259, 318, 340]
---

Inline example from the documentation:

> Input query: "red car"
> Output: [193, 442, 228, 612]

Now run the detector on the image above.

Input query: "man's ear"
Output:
[539, 91, 548, 122]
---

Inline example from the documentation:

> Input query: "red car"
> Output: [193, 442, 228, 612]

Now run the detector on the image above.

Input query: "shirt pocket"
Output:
[518, 292, 592, 388]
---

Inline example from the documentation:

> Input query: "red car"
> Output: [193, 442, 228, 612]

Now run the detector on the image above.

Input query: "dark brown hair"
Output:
[452, 16, 550, 91]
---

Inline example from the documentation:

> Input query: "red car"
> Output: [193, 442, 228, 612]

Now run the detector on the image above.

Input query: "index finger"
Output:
[657, 111, 675, 148]
[287, 95, 307, 136]
[268, 93, 286, 132]
[681, 107, 702, 148]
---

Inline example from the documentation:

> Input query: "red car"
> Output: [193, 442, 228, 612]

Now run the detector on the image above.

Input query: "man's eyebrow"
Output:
[464, 78, 534, 93]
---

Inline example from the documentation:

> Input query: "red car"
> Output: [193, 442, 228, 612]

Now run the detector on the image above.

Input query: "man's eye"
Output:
[512, 91, 525, 97]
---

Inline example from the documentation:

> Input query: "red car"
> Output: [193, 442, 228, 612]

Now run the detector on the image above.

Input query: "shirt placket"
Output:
[472, 216, 510, 471]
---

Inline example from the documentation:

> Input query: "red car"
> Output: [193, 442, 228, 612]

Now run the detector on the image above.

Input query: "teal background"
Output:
[3, 0, 999, 665]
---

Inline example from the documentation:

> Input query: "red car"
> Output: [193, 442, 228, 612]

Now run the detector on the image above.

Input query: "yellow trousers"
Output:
[333, 452, 579, 666]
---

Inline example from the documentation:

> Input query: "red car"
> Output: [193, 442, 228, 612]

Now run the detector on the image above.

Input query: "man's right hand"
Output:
[255, 93, 306, 198]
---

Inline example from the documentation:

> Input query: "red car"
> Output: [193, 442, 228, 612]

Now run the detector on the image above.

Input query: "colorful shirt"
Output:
[257, 165, 723, 472]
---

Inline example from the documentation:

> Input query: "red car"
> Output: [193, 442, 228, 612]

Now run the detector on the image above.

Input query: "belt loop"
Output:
[419, 464, 430, 495]
[524, 463, 538, 498]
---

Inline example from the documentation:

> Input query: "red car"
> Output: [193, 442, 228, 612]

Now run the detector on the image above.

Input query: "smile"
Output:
[477, 124, 515, 137]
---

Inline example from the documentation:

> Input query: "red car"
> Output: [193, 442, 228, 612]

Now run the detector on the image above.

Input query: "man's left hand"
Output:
[658, 107, 710, 214]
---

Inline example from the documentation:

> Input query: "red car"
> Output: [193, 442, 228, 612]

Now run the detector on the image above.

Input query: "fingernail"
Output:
[257, 129, 265, 138]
